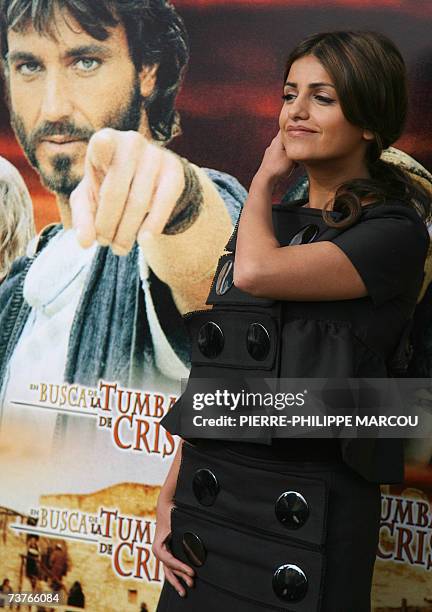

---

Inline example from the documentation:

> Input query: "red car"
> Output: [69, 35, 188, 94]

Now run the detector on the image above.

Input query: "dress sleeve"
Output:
[331, 202, 430, 308]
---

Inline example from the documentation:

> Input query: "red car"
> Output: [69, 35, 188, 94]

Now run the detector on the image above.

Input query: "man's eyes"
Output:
[14, 57, 101, 76]
[16, 61, 41, 76]
[74, 57, 101, 72]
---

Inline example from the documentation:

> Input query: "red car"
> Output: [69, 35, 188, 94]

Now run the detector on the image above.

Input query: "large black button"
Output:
[272, 564, 308, 602]
[275, 491, 309, 529]
[182, 532, 207, 567]
[215, 259, 234, 295]
[197, 321, 224, 358]
[192, 469, 220, 506]
[289, 224, 319, 245]
[246, 323, 270, 361]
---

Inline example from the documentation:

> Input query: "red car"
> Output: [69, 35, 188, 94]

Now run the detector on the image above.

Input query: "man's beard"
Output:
[10, 78, 143, 197]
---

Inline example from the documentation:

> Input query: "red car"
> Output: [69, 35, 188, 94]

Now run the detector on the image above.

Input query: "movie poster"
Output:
[0, 1, 431, 611]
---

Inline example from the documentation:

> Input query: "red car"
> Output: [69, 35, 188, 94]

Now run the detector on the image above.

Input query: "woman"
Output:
[153, 31, 431, 611]
[0, 156, 34, 282]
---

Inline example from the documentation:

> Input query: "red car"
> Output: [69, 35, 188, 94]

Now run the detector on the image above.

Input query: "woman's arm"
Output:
[233, 132, 289, 287]
[233, 132, 368, 302]
[152, 439, 195, 597]
[157, 438, 185, 506]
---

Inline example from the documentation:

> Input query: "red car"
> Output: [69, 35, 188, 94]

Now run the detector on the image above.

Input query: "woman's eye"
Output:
[282, 93, 296, 102]
[74, 58, 100, 72]
[17, 62, 41, 76]
[315, 95, 335, 104]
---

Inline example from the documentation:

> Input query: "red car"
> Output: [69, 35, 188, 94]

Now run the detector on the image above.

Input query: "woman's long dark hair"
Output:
[284, 31, 432, 228]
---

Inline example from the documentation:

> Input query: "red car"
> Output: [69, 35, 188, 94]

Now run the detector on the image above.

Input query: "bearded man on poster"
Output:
[0, 0, 245, 407]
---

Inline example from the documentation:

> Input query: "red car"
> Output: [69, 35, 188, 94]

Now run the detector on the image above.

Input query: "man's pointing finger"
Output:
[70, 176, 97, 248]
[85, 128, 119, 203]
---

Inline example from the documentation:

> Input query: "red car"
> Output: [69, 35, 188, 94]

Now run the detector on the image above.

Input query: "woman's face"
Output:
[279, 55, 373, 166]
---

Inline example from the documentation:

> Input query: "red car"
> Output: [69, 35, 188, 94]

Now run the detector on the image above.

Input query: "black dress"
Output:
[157, 198, 430, 612]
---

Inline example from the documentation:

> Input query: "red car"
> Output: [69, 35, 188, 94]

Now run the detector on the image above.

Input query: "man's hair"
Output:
[0, 0, 190, 143]
[0, 156, 35, 280]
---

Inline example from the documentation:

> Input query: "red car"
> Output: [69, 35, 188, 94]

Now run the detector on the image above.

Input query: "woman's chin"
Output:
[282, 144, 314, 162]
[286, 154, 313, 166]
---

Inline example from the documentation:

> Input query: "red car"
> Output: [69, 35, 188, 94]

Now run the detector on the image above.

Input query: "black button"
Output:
[275, 491, 309, 529]
[192, 469, 220, 506]
[197, 321, 224, 358]
[289, 224, 319, 245]
[182, 532, 207, 567]
[246, 323, 270, 361]
[215, 259, 234, 295]
[272, 564, 308, 602]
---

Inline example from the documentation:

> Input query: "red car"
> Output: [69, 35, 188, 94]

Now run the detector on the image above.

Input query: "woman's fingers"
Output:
[172, 568, 194, 588]
[154, 541, 195, 577]
[272, 129, 284, 148]
[153, 499, 196, 597]
[153, 536, 195, 596]
[164, 567, 187, 597]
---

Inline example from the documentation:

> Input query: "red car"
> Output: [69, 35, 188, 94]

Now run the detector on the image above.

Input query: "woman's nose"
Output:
[287, 95, 310, 120]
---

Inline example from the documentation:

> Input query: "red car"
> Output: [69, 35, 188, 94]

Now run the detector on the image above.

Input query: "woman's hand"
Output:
[152, 496, 195, 597]
[254, 130, 296, 188]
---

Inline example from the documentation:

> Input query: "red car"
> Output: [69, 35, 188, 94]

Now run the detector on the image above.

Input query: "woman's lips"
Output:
[286, 127, 318, 137]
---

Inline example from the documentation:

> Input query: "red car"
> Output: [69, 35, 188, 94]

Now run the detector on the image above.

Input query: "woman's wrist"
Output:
[157, 440, 183, 510]
[157, 489, 174, 509]
[251, 171, 279, 193]
[252, 160, 296, 191]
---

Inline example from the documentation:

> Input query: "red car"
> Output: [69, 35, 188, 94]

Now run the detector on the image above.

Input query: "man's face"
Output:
[6, 13, 145, 196]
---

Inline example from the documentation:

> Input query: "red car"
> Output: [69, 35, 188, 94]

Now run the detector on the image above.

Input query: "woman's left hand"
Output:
[255, 131, 295, 186]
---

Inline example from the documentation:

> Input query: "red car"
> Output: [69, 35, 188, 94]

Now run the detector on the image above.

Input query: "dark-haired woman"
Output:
[154, 31, 431, 612]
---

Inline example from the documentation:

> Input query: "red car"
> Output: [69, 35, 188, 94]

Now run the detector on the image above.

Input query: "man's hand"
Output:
[70, 128, 185, 255]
